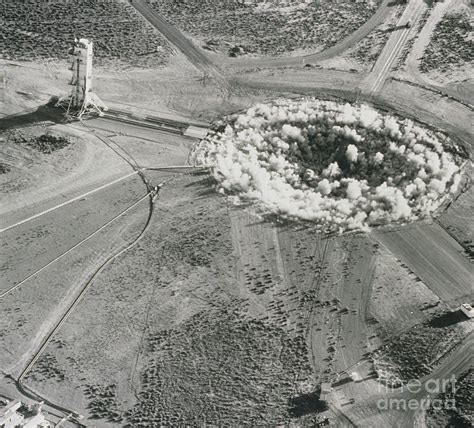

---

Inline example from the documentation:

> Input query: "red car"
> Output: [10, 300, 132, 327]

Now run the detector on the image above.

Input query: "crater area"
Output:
[191, 98, 465, 232]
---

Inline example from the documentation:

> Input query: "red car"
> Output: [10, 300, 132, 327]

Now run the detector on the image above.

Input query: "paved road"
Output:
[363, 0, 426, 94]
[131, 0, 223, 79]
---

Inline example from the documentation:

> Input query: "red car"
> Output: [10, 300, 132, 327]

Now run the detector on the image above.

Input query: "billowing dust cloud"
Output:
[191, 99, 464, 233]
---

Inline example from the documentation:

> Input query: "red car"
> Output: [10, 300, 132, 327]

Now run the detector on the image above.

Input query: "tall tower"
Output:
[69, 38, 93, 109]
[59, 38, 107, 118]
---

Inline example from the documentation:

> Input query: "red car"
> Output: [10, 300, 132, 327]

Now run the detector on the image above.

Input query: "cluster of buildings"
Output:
[0, 400, 51, 428]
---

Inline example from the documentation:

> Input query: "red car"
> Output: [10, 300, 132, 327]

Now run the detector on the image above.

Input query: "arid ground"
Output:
[0, 0, 472, 426]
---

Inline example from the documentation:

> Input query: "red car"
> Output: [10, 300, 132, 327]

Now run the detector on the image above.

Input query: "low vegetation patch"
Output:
[0, 163, 10, 174]
[126, 309, 314, 425]
[348, 5, 404, 67]
[374, 311, 467, 384]
[151, 0, 377, 56]
[11, 132, 71, 154]
[25, 353, 65, 382]
[349, 28, 389, 66]
[85, 384, 123, 423]
[420, 11, 473, 73]
[0, 0, 169, 66]
[426, 369, 473, 428]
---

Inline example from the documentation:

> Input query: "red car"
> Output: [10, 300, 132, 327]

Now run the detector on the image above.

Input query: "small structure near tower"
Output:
[0, 399, 51, 428]
[57, 38, 107, 119]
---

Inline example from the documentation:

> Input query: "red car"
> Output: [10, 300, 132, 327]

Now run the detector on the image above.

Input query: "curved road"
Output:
[218, 0, 394, 70]
[3, 130, 154, 422]
[4, 2, 472, 426]
[17, 190, 154, 384]
[133, 0, 393, 72]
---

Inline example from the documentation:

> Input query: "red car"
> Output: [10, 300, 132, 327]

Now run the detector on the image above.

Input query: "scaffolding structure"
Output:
[57, 38, 107, 119]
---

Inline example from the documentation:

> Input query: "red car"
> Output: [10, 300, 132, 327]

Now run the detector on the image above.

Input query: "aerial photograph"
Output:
[0, 0, 472, 426]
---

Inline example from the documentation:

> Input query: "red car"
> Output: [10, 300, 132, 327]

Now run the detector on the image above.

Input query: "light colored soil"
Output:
[10, 167, 387, 425]
[0, 178, 149, 376]
[0, 56, 275, 127]
[20, 174, 309, 424]
[333, 236, 378, 372]
[2, 17, 473, 424]
[396, 0, 473, 100]
[0, 127, 83, 197]
[374, 223, 473, 307]
[0, 124, 131, 227]
[438, 169, 474, 258]
[378, 79, 474, 151]
[369, 244, 442, 334]
[0, 172, 147, 288]
[0, 60, 70, 117]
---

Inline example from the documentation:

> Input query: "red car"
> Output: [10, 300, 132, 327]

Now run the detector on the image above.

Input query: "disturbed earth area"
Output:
[2, 109, 471, 426]
[1, 0, 473, 425]
[192, 98, 467, 232]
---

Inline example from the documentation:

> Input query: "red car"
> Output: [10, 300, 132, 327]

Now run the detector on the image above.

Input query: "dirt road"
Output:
[410, 332, 473, 426]
[374, 223, 473, 307]
[131, 0, 223, 79]
[0, 170, 139, 234]
[363, 0, 426, 94]
[345, 332, 473, 426]
[131, 0, 394, 75]
[215, 0, 393, 71]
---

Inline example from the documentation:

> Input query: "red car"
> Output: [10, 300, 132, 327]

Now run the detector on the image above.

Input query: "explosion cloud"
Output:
[191, 98, 464, 233]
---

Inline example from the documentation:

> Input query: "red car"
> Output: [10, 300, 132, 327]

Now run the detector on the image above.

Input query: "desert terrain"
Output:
[0, 0, 472, 426]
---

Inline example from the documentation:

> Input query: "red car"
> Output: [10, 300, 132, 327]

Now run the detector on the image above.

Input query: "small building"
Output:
[460, 303, 474, 318]
[0, 400, 23, 427]
[0, 399, 51, 428]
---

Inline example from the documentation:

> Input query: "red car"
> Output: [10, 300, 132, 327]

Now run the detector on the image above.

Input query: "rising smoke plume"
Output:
[191, 99, 464, 233]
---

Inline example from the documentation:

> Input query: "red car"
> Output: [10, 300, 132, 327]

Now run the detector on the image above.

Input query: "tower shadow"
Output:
[0, 97, 66, 131]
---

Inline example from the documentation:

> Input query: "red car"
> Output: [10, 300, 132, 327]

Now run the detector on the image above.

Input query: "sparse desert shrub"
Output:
[84, 384, 123, 423]
[126, 309, 314, 425]
[420, 12, 473, 73]
[26, 353, 65, 381]
[0, 163, 10, 174]
[374, 312, 466, 382]
[11, 132, 70, 154]
[151, 0, 377, 56]
[426, 369, 473, 427]
[349, 28, 389, 65]
[0, 0, 170, 66]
